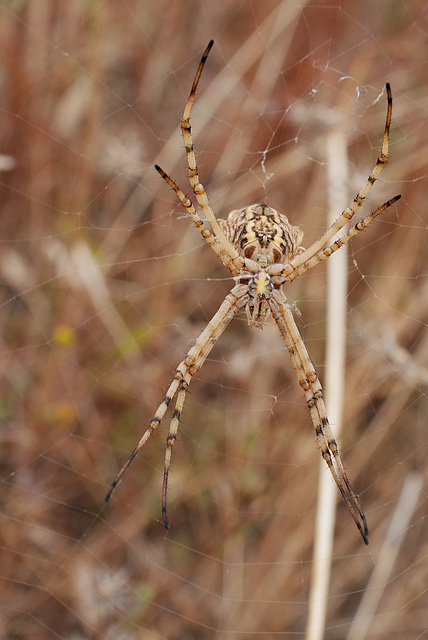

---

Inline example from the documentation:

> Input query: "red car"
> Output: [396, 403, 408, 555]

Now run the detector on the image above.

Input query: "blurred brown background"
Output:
[0, 1, 427, 639]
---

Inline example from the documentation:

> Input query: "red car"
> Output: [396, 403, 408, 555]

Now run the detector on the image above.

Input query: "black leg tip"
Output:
[105, 483, 116, 503]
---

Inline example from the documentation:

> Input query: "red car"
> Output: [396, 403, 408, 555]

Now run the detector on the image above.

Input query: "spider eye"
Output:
[244, 245, 256, 259]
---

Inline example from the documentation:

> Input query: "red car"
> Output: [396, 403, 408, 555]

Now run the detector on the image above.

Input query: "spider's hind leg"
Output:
[269, 290, 369, 544]
[161, 376, 189, 529]
[105, 376, 182, 504]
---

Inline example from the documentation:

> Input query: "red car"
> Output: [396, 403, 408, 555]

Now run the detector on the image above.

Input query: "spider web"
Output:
[1, 2, 427, 639]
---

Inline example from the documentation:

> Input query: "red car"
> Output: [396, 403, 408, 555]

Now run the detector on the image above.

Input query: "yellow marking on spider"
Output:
[255, 271, 268, 294]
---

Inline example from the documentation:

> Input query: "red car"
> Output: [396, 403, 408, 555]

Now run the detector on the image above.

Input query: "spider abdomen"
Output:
[219, 203, 304, 266]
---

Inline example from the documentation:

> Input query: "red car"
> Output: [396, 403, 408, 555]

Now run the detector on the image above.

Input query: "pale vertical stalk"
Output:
[306, 126, 349, 640]
[346, 472, 421, 640]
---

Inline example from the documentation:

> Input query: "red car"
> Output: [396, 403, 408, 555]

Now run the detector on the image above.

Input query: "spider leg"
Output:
[269, 290, 369, 544]
[161, 376, 189, 528]
[104, 374, 181, 503]
[106, 284, 250, 529]
[290, 83, 394, 272]
[286, 194, 401, 283]
[180, 41, 243, 269]
[154, 164, 243, 274]
[161, 284, 249, 528]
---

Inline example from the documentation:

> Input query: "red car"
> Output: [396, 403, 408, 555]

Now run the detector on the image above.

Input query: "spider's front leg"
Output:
[288, 82, 395, 274]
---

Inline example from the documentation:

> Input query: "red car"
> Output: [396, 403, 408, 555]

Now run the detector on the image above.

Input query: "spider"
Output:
[106, 40, 401, 545]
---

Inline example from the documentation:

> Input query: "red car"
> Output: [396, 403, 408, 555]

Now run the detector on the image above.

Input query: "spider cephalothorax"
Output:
[106, 40, 401, 545]
[241, 266, 275, 329]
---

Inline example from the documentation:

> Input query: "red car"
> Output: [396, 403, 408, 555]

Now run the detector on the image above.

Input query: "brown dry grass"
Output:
[0, 1, 427, 639]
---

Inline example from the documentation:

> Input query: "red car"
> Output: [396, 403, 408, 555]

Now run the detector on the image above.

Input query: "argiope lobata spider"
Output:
[106, 40, 401, 545]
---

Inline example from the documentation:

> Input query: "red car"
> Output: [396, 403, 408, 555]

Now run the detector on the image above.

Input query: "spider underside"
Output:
[106, 40, 401, 545]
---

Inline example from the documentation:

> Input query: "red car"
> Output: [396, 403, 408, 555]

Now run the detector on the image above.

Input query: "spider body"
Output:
[106, 40, 401, 545]
[219, 203, 305, 327]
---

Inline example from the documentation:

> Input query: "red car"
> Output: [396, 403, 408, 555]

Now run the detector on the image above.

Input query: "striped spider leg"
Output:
[268, 289, 369, 541]
[106, 41, 401, 544]
[285, 82, 395, 278]
[106, 282, 250, 529]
